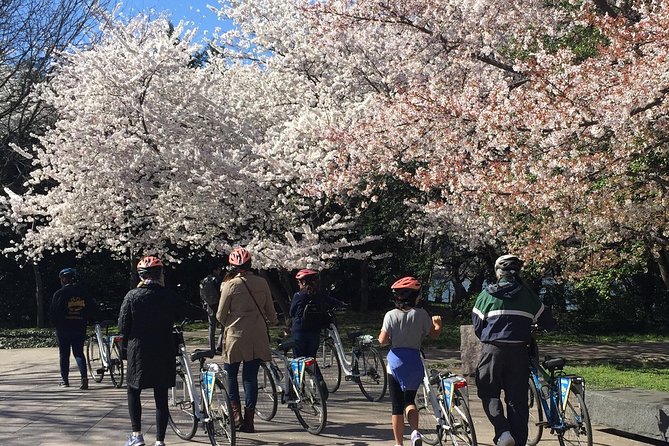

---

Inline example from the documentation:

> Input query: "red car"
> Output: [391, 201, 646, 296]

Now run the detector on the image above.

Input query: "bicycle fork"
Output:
[94, 325, 109, 369]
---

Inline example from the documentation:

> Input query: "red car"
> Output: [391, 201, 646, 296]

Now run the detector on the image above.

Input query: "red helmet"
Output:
[391, 276, 421, 291]
[137, 256, 163, 270]
[295, 269, 318, 280]
[228, 247, 251, 267]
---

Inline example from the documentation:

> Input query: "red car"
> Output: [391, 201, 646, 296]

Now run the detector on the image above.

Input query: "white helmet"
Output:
[495, 254, 523, 278]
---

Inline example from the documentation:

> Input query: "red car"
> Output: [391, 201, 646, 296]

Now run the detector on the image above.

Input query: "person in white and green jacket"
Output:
[472, 255, 556, 446]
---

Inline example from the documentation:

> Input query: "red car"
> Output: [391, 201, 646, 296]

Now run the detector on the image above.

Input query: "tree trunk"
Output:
[34, 263, 44, 328]
[452, 279, 467, 308]
[258, 270, 291, 327]
[657, 248, 669, 291]
[128, 252, 136, 289]
[359, 258, 369, 311]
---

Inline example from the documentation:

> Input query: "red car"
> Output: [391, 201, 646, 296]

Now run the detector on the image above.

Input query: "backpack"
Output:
[199, 275, 220, 307]
[301, 298, 330, 330]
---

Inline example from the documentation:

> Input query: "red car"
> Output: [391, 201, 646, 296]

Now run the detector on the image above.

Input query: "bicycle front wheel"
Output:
[85, 336, 105, 383]
[168, 366, 198, 440]
[319, 339, 342, 393]
[558, 388, 592, 446]
[109, 341, 125, 388]
[448, 389, 477, 446]
[527, 378, 544, 446]
[207, 378, 236, 446]
[356, 347, 387, 402]
[416, 383, 440, 445]
[255, 362, 278, 421]
[293, 368, 327, 435]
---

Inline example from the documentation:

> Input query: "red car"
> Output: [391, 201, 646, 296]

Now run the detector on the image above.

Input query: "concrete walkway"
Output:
[0, 344, 664, 446]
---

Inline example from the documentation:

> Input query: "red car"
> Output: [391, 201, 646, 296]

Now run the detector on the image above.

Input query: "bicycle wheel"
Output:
[293, 368, 327, 435]
[108, 341, 125, 388]
[318, 339, 342, 393]
[416, 383, 440, 445]
[255, 362, 278, 421]
[356, 347, 387, 402]
[448, 389, 477, 446]
[168, 367, 198, 440]
[85, 336, 105, 383]
[558, 388, 592, 446]
[207, 378, 236, 446]
[527, 378, 544, 446]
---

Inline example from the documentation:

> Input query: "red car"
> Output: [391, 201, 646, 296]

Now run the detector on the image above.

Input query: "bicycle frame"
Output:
[530, 357, 586, 431]
[271, 348, 317, 403]
[175, 342, 207, 423]
[93, 324, 110, 368]
[324, 323, 355, 376]
[324, 323, 377, 377]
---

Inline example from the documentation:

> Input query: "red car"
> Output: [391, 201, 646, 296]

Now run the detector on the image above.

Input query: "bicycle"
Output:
[85, 320, 124, 388]
[416, 352, 477, 446]
[527, 330, 593, 446]
[253, 338, 327, 434]
[317, 306, 388, 401]
[168, 321, 235, 446]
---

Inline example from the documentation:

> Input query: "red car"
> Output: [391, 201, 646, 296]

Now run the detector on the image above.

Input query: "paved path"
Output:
[0, 345, 662, 446]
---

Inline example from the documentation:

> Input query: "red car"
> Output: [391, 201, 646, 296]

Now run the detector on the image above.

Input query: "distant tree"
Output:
[0, 0, 114, 327]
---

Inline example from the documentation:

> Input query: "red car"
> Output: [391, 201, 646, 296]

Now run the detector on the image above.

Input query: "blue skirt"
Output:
[387, 348, 424, 391]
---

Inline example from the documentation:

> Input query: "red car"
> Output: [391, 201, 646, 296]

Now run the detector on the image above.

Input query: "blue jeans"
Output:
[292, 330, 320, 358]
[224, 359, 261, 409]
[292, 330, 325, 387]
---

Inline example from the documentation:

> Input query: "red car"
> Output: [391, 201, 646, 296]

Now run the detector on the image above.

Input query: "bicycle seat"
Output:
[190, 349, 215, 362]
[348, 331, 364, 341]
[99, 320, 116, 329]
[278, 339, 296, 353]
[542, 357, 566, 371]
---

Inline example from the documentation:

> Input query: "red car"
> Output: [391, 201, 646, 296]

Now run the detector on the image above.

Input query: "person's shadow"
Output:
[658, 409, 669, 442]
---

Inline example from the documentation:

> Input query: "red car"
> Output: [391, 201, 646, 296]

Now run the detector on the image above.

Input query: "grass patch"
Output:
[565, 362, 669, 392]
[538, 332, 669, 345]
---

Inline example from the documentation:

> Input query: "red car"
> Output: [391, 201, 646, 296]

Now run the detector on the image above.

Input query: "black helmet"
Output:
[59, 268, 78, 282]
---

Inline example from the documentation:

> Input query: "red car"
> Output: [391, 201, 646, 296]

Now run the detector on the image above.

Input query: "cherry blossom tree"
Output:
[1, 14, 378, 271]
[211, 0, 669, 287]
[5, 0, 669, 294]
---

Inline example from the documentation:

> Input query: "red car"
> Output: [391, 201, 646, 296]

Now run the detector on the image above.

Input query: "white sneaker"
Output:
[497, 431, 515, 446]
[411, 430, 423, 446]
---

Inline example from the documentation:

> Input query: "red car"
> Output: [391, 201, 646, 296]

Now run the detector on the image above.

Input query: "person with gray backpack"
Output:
[200, 264, 224, 354]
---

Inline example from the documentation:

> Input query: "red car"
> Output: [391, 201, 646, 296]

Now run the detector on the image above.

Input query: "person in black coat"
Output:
[48, 267, 96, 389]
[118, 256, 178, 446]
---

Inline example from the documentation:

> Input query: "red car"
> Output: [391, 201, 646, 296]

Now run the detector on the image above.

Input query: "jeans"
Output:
[55, 327, 87, 383]
[224, 359, 261, 409]
[292, 329, 326, 393]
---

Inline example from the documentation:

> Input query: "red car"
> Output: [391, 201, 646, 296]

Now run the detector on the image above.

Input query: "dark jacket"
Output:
[49, 283, 96, 332]
[118, 283, 178, 389]
[290, 291, 342, 333]
[472, 278, 556, 344]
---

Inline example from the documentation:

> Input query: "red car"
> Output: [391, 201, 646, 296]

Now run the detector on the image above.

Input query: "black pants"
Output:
[127, 386, 169, 441]
[205, 303, 223, 352]
[476, 343, 529, 446]
[55, 327, 87, 383]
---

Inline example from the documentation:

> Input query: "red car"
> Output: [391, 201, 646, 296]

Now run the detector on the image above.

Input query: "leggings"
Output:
[388, 374, 418, 415]
[127, 386, 169, 441]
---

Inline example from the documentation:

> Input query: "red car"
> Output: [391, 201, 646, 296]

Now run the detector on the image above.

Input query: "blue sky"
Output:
[116, 0, 231, 41]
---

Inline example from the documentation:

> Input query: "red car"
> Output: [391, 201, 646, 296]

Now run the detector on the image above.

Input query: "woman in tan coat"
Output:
[216, 247, 278, 433]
